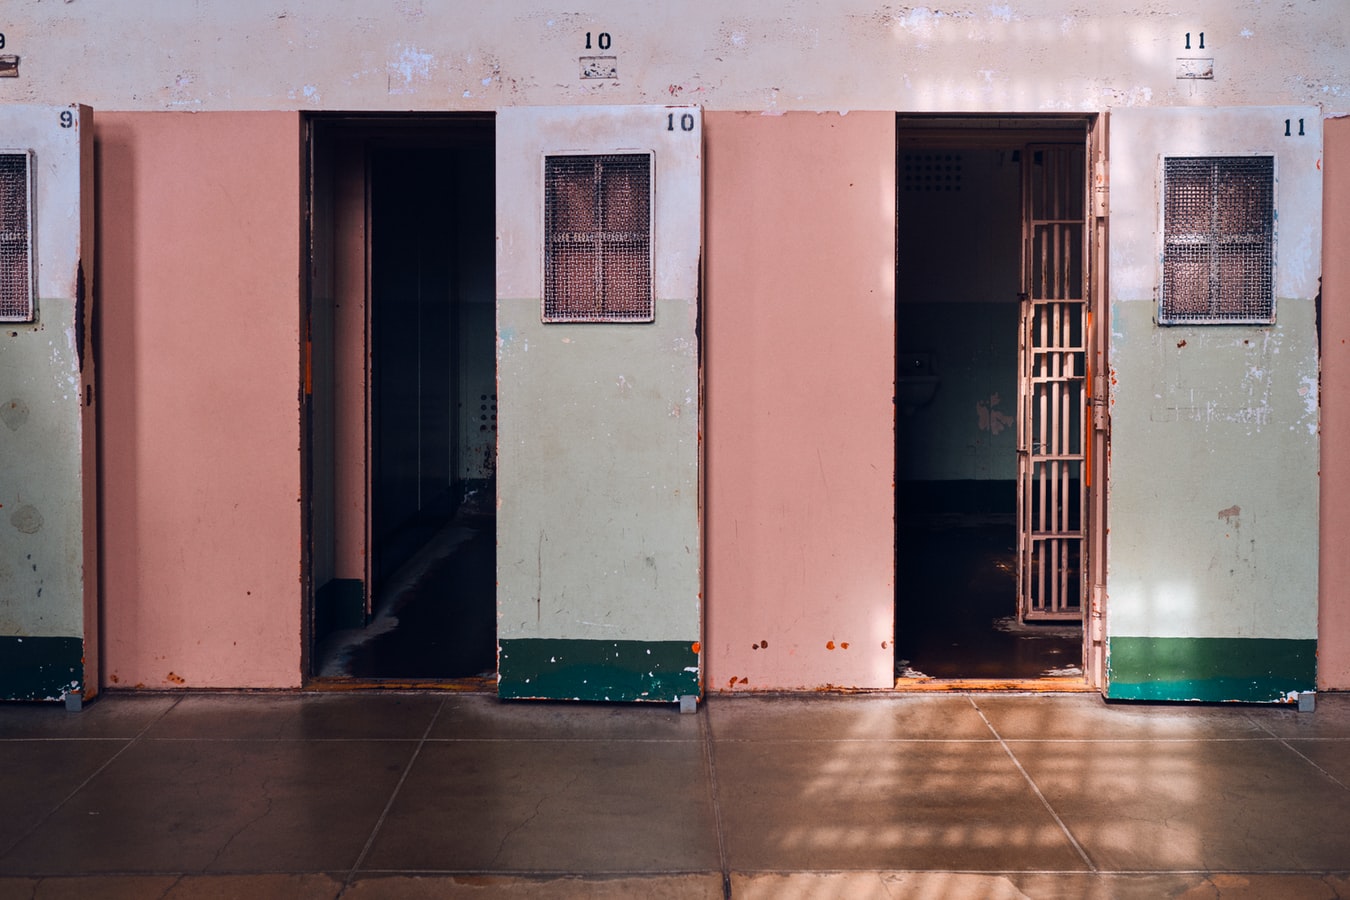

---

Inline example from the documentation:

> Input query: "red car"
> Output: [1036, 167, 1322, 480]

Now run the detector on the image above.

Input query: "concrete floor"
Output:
[1, 691, 1349, 899]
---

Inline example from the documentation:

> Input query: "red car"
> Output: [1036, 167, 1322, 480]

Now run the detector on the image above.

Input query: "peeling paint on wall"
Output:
[387, 44, 434, 95]
[1107, 108, 1321, 655]
[0, 107, 96, 703]
[976, 393, 1014, 435]
[1, 3, 1346, 114]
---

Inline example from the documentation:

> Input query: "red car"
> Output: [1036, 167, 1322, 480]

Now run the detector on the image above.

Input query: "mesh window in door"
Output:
[0, 152, 35, 322]
[1160, 156, 1274, 324]
[544, 153, 653, 323]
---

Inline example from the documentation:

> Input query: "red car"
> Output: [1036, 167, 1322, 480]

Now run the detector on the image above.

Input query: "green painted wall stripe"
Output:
[0, 636, 85, 701]
[1107, 636, 1315, 703]
[498, 638, 700, 703]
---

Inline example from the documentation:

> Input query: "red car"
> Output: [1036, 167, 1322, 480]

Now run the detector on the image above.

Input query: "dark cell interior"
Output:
[339, 491, 497, 679]
[311, 120, 497, 680]
[894, 510, 1082, 680]
[895, 138, 1083, 680]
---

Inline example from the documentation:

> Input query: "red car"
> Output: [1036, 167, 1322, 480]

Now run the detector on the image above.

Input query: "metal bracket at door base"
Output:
[1089, 584, 1106, 643]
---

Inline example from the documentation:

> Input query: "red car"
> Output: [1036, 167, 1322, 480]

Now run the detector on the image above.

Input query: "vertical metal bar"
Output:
[1054, 195, 1071, 614]
[1059, 301, 1070, 540]
[1045, 343, 1053, 618]
[1054, 300, 1062, 541]
[1035, 534, 1044, 614]
[1061, 224, 1072, 612]
[1047, 215, 1058, 615]
[1037, 304, 1049, 613]
[1043, 331, 1051, 614]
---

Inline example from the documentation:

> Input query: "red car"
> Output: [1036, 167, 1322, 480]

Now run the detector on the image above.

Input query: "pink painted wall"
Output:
[96, 112, 304, 689]
[704, 111, 896, 692]
[1320, 116, 1350, 691]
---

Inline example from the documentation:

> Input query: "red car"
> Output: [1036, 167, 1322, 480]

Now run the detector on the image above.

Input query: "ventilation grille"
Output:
[1161, 156, 1274, 324]
[901, 153, 963, 192]
[544, 153, 652, 323]
[0, 152, 34, 322]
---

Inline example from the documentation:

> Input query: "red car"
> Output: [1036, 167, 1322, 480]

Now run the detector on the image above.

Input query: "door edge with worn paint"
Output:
[495, 106, 704, 703]
[0, 104, 98, 706]
[1104, 106, 1321, 703]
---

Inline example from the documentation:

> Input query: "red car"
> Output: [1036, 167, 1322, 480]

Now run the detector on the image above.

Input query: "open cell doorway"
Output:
[894, 116, 1101, 686]
[304, 115, 497, 682]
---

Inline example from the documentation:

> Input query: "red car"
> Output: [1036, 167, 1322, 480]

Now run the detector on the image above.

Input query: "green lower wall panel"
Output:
[498, 638, 700, 703]
[0, 636, 86, 701]
[1107, 636, 1315, 703]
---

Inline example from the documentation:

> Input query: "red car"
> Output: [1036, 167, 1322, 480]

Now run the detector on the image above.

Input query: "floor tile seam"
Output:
[969, 696, 1098, 873]
[1267, 737, 1350, 791]
[0, 737, 149, 743]
[341, 698, 447, 893]
[419, 737, 705, 743]
[724, 867, 1350, 877]
[1, 868, 350, 879]
[724, 868, 1094, 876]
[1275, 736, 1350, 741]
[71, 735, 1287, 745]
[14, 867, 1350, 879]
[0, 694, 184, 864]
[708, 738, 1003, 744]
[700, 708, 733, 900]
[999, 736, 1292, 743]
[351, 867, 726, 877]
[1243, 713, 1350, 789]
[136, 736, 430, 743]
[709, 736, 1288, 744]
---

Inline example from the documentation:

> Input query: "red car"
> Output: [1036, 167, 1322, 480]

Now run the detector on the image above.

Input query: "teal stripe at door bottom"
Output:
[1106, 636, 1315, 703]
[0, 635, 86, 701]
[498, 638, 701, 703]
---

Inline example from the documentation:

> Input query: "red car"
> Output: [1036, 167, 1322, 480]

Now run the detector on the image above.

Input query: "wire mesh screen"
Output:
[0, 153, 34, 322]
[1161, 156, 1274, 324]
[544, 154, 653, 323]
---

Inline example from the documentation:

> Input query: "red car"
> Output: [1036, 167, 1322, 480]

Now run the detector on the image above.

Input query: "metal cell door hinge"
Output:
[1089, 584, 1106, 643]
[1090, 374, 1109, 432]
[1093, 159, 1109, 218]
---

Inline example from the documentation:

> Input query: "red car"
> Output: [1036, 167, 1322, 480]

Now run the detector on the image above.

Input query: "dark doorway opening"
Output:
[895, 514, 1082, 680]
[894, 120, 1086, 683]
[304, 116, 497, 681]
